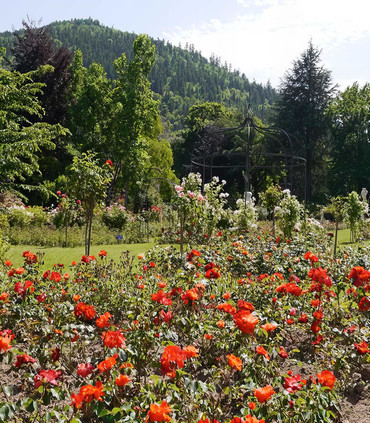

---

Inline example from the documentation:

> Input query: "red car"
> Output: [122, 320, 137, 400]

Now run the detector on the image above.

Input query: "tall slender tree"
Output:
[109, 34, 161, 207]
[67, 49, 112, 153]
[274, 41, 336, 201]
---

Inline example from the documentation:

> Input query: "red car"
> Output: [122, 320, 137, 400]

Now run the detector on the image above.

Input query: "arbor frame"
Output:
[190, 107, 307, 200]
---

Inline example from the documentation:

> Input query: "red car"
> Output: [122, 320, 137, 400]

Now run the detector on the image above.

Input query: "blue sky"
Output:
[1, 0, 369, 89]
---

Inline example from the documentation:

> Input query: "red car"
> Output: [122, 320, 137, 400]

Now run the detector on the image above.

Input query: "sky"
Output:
[1, 0, 369, 89]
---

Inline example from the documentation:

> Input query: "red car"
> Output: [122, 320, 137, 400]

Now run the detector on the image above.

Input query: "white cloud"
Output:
[162, 0, 370, 88]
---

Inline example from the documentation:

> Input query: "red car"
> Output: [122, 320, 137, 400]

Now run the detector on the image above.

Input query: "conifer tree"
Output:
[274, 41, 336, 201]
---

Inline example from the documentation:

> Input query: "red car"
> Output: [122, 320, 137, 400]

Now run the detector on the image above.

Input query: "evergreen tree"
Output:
[274, 41, 336, 201]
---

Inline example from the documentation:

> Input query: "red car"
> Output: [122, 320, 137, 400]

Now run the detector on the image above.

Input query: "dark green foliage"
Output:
[173, 102, 237, 176]
[7, 21, 74, 199]
[67, 49, 112, 153]
[11, 20, 73, 125]
[109, 34, 161, 206]
[273, 42, 336, 202]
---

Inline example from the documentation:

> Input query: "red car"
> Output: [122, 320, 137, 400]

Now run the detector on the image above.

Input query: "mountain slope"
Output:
[0, 19, 278, 129]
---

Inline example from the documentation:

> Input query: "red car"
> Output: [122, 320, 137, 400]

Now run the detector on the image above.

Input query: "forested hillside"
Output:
[0, 18, 278, 129]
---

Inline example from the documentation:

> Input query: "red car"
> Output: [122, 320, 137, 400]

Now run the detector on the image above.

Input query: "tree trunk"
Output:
[106, 161, 122, 206]
[124, 178, 129, 209]
[179, 212, 184, 258]
[85, 205, 94, 256]
[305, 150, 313, 202]
[87, 212, 93, 256]
[84, 219, 89, 256]
[333, 220, 338, 259]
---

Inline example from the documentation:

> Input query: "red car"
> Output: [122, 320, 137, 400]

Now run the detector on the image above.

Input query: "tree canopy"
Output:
[327, 82, 370, 195]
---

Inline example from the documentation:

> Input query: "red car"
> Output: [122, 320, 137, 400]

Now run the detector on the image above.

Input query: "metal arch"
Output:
[190, 106, 306, 197]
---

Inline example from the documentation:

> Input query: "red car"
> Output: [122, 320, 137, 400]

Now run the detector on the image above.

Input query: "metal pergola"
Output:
[190, 106, 307, 200]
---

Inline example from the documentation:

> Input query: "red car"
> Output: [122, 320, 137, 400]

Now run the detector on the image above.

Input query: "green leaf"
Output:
[121, 403, 132, 412]
[169, 383, 179, 392]
[150, 374, 160, 386]
[53, 411, 61, 421]
[0, 406, 9, 422]
[198, 381, 208, 393]
[42, 390, 51, 405]
[111, 407, 122, 416]
[98, 408, 110, 417]
[3, 386, 13, 397]
[118, 349, 127, 362]
[25, 398, 34, 412]
[50, 388, 60, 399]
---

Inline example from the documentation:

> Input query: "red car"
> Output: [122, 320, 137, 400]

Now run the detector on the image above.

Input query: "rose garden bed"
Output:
[0, 228, 369, 422]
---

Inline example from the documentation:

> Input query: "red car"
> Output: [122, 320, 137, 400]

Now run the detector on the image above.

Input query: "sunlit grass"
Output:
[4, 227, 368, 270]
[5, 242, 164, 270]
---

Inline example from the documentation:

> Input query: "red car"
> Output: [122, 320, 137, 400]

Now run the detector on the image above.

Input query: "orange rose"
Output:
[316, 370, 336, 390]
[227, 354, 243, 371]
[254, 385, 275, 403]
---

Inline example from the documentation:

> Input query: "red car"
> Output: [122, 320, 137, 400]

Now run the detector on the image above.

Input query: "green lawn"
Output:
[336, 228, 369, 246]
[336, 228, 351, 244]
[4, 227, 367, 270]
[5, 242, 160, 270]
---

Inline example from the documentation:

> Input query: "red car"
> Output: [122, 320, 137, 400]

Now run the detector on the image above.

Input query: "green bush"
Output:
[0, 213, 9, 230]
[7, 207, 32, 228]
[101, 203, 128, 230]
[28, 206, 50, 227]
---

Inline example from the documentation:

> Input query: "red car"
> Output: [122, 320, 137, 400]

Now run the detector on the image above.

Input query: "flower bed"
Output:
[0, 231, 369, 422]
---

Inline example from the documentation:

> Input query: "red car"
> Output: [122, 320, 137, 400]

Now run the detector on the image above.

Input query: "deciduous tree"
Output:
[326, 83, 370, 195]
[67, 49, 112, 153]
[69, 152, 112, 255]
[109, 34, 161, 207]
[0, 51, 67, 198]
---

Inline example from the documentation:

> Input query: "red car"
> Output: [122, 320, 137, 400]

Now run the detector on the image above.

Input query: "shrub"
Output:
[275, 189, 303, 238]
[101, 203, 128, 230]
[7, 206, 33, 228]
[28, 206, 50, 227]
[233, 197, 257, 231]
[345, 191, 368, 242]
